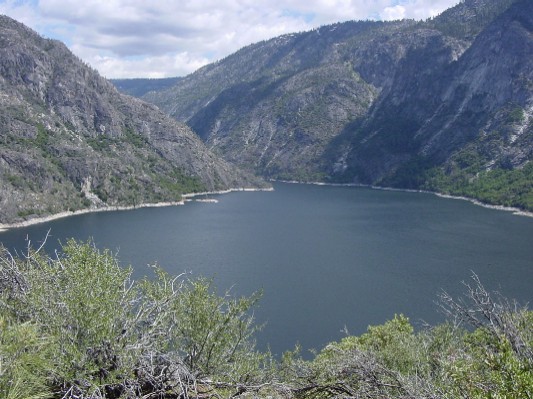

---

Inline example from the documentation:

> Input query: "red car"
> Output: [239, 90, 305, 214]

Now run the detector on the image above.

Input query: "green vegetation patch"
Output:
[122, 126, 148, 148]
[380, 146, 533, 212]
[156, 169, 206, 197]
[0, 240, 266, 398]
[86, 135, 116, 151]
[34, 123, 50, 148]
[425, 161, 533, 211]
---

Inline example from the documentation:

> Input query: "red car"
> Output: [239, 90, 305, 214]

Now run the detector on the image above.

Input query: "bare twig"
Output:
[439, 272, 532, 364]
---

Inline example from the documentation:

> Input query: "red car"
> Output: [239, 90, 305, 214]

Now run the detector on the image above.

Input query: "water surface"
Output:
[1, 183, 532, 355]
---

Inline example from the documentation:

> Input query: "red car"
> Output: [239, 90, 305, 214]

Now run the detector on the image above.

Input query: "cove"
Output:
[0, 182, 532, 356]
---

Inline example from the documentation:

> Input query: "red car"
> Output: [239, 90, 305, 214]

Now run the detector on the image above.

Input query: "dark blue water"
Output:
[1, 182, 532, 356]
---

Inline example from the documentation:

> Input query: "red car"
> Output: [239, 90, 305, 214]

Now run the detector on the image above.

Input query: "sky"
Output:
[0, 0, 461, 79]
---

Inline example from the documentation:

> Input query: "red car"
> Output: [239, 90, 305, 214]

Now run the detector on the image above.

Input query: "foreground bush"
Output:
[0, 240, 267, 398]
[0, 315, 55, 399]
[0, 240, 531, 398]
[279, 276, 533, 399]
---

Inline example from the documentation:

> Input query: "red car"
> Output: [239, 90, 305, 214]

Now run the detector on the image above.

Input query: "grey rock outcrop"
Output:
[339, 0, 532, 184]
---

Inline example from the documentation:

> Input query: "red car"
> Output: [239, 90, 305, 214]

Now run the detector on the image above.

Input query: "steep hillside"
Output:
[334, 0, 532, 209]
[0, 16, 263, 225]
[144, 19, 415, 180]
[144, 0, 532, 210]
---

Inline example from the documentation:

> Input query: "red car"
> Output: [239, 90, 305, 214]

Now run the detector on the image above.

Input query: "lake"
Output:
[1, 182, 532, 356]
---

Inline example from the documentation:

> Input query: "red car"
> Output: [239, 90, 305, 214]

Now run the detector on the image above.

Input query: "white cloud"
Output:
[0, 0, 42, 30]
[381, 5, 406, 21]
[399, 0, 461, 20]
[0, 0, 461, 78]
[78, 48, 211, 79]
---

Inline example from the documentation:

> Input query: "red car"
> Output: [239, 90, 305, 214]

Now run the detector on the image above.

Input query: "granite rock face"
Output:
[0, 16, 263, 224]
[337, 0, 533, 185]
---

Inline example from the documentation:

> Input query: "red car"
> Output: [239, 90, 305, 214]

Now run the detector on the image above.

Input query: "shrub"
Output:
[0, 240, 266, 398]
[282, 276, 533, 399]
[0, 316, 55, 399]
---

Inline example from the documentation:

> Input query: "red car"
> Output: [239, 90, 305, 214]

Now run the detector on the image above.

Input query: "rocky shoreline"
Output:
[1, 180, 530, 233]
[0, 187, 274, 232]
[275, 180, 533, 218]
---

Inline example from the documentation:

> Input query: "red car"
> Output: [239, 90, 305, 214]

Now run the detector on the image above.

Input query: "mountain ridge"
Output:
[0, 15, 265, 224]
[137, 0, 532, 210]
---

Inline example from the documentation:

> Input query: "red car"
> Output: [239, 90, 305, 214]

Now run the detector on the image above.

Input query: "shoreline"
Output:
[274, 179, 533, 218]
[432, 193, 533, 218]
[1, 180, 530, 233]
[0, 186, 274, 233]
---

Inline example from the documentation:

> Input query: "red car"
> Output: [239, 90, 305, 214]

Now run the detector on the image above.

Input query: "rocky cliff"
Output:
[141, 0, 532, 210]
[336, 0, 532, 182]
[0, 16, 263, 224]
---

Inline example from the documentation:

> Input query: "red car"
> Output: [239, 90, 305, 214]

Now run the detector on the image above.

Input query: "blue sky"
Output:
[0, 0, 460, 78]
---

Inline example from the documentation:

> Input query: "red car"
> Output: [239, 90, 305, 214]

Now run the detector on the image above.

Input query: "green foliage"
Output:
[8, 240, 135, 386]
[283, 279, 533, 399]
[137, 269, 267, 382]
[355, 314, 419, 373]
[87, 166, 205, 207]
[508, 106, 525, 124]
[423, 325, 533, 398]
[1, 241, 532, 398]
[0, 240, 266, 397]
[86, 135, 115, 151]
[315, 314, 416, 371]
[155, 169, 205, 198]
[174, 278, 264, 380]
[6, 174, 25, 189]
[381, 146, 532, 212]
[17, 208, 42, 218]
[122, 126, 147, 148]
[425, 161, 533, 211]
[0, 316, 54, 399]
[34, 123, 50, 148]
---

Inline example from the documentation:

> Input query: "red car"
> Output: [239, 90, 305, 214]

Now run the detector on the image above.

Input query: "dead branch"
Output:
[439, 272, 532, 364]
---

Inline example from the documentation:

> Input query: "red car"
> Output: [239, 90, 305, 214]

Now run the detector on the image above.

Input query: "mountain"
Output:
[0, 16, 264, 225]
[143, 0, 532, 210]
[333, 0, 532, 190]
[111, 77, 182, 97]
